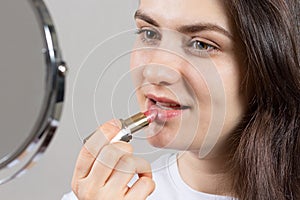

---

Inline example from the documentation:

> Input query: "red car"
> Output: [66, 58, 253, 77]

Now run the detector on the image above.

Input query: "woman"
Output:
[63, 0, 299, 199]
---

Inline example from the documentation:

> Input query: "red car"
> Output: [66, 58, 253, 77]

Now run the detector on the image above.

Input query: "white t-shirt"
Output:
[62, 153, 236, 200]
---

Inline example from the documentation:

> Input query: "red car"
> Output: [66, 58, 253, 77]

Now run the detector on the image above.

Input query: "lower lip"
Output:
[147, 102, 185, 122]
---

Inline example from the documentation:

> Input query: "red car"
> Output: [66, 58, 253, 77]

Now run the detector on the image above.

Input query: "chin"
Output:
[145, 126, 176, 148]
[145, 128, 191, 150]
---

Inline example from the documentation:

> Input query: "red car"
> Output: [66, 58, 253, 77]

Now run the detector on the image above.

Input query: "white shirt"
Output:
[62, 153, 236, 200]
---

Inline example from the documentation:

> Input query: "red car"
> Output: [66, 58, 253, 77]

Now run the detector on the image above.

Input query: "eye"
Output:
[135, 28, 161, 45]
[143, 29, 157, 39]
[185, 39, 219, 57]
[190, 40, 216, 51]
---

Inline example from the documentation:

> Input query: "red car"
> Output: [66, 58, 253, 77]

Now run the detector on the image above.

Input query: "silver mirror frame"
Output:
[0, 0, 67, 184]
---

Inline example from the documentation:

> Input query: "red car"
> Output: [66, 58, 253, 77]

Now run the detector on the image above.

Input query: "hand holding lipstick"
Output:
[71, 119, 155, 200]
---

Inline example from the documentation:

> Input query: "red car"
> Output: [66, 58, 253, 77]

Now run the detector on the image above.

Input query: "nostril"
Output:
[159, 81, 172, 86]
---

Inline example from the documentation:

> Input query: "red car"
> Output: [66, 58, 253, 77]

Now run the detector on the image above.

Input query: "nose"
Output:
[143, 63, 181, 85]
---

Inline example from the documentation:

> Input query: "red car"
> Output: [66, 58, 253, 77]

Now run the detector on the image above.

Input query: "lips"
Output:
[147, 94, 189, 109]
[146, 94, 190, 122]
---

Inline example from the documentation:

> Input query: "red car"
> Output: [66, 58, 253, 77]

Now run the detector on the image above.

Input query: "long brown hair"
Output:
[225, 0, 300, 199]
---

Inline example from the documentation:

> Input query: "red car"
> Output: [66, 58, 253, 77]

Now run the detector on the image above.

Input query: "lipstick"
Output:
[110, 110, 157, 143]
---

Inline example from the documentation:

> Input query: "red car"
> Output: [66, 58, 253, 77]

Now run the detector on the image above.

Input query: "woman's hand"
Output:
[71, 120, 155, 200]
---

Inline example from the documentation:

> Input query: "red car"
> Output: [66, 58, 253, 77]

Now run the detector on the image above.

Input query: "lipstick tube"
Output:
[83, 110, 157, 144]
[110, 111, 157, 143]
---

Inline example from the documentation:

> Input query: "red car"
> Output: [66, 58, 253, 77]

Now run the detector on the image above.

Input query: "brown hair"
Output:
[225, 0, 300, 199]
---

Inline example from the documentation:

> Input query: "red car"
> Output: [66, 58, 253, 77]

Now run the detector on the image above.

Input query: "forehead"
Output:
[138, 0, 231, 31]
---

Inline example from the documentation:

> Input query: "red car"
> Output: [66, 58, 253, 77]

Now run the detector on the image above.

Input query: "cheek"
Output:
[184, 69, 211, 105]
[182, 61, 217, 128]
[129, 51, 138, 71]
[215, 59, 247, 137]
[130, 50, 148, 110]
[130, 50, 151, 70]
[130, 50, 150, 87]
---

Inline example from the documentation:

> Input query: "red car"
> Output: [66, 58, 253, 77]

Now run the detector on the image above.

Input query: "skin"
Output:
[71, 0, 247, 199]
[71, 120, 155, 200]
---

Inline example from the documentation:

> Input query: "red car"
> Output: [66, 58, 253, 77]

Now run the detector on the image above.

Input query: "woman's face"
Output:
[130, 0, 247, 154]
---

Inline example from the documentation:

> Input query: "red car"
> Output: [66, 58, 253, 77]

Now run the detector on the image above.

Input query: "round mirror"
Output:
[0, 0, 66, 184]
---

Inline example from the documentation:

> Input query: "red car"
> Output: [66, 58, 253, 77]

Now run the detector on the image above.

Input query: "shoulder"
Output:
[61, 191, 77, 200]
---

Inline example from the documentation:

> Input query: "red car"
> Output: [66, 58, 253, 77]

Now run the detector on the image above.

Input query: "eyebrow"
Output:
[134, 10, 233, 40]
[134, 10, 160, 27]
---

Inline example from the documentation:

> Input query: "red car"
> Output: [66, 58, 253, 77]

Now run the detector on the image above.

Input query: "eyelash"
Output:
[135, 28, 161, 45]
[135, 27, 220, 56]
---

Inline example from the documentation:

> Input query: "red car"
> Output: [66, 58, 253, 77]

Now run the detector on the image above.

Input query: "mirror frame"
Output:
[0, 0, 67, 184]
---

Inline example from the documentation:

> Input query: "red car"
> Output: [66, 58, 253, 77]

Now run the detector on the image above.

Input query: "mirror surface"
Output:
[0, 0, 46, 162]
[0, 0, 66, 184]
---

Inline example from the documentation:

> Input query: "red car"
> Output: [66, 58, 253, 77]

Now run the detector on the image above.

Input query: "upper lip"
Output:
[146, 93, 190, 109]
[147, 94, 180, 105]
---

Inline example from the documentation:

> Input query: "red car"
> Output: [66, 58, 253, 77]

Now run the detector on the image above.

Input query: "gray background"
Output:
[0, 0, 174, 199]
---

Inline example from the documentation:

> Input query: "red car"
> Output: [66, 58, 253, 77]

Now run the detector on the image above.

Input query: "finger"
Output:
[105, 155, 152, 192]
[85, 119, 122, 156]
[125, 177, 156, 200]
[85, 142, 133, 187]
[72, 120, 121, 182]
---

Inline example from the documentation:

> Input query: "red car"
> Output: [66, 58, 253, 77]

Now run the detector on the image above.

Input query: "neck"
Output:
[177, 151, 235, 197]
